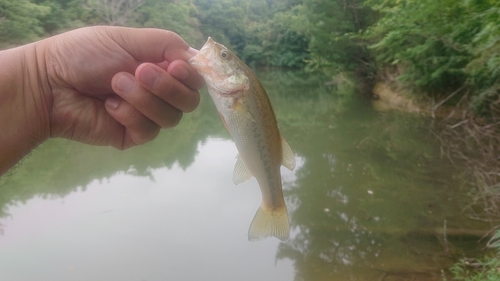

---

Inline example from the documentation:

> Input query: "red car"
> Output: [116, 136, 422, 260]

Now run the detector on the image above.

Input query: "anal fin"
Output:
[233, 154, 253, 185]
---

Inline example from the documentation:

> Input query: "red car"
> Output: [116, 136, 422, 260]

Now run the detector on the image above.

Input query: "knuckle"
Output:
[165, 31, 184, 45]
[161, 111, 183, 129]
[167, 31, 181, 41]
[184, 91, 201, 113]
[117, 102, 142, 127]
[159, 76, 178, 100]
[136, 127, 160, 145]
[136, 91, 156, 109]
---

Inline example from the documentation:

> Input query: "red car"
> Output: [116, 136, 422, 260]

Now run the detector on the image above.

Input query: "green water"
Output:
[0, 70, 491, 281]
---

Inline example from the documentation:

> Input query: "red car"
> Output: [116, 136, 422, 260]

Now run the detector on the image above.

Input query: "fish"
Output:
[189, 38, 296, 241]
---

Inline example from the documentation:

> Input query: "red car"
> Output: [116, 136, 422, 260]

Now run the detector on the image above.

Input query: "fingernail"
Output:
[106, 97, 120, 109]
[140, 66, 160, 87]
[116, 74, 137, 93]
[188, 47, 198, 56]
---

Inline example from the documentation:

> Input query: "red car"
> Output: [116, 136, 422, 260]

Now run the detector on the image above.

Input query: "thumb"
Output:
[102, 26, 194, 63]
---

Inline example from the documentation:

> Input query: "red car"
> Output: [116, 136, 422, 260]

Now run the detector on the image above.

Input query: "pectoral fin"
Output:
[233, 154, 253, 185]
[233, 100, 256, 123]
[281, 138, 296, 171]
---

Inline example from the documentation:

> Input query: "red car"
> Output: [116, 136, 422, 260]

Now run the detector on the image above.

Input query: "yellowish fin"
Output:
[233, 154, 253, 185]
[281, 138, 295, 171]
[248, 205, 290, 241]
[233, 100, 256, 123]
[189, 37, 294, 242]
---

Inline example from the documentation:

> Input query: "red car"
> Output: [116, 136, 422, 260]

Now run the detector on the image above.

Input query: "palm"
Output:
[49, 31, 138, 96]
[41, 27, 201, 149]
[46, 28, 147, 146]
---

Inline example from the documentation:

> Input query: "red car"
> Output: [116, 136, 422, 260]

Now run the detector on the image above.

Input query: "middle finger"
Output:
[111, 72, 183, 129]
[136, 63, 200, 113]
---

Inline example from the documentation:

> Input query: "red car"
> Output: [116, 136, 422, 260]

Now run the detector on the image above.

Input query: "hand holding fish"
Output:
[0, 26, 204, 175]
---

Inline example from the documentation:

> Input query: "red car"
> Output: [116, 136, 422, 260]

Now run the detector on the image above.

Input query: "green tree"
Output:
[85, 0, 145, 26]
[243, 5, 310, 67]
[31, 0, 67, 34]
[304, 0, 375, 76]
[363, 0, 500, 114]
[195, 0, 247, 54]
[34, 0, 98, 30]
[0, 0, 50, 45]
[462, 0, 500, 115]
[137, 0, 204, 46]
[364, 0, 472, 91]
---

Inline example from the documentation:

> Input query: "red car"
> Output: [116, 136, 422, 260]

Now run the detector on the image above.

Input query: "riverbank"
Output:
[372, 80, 500, 220]
[369, 79, 500, 280]
[371, 81, 463, 119]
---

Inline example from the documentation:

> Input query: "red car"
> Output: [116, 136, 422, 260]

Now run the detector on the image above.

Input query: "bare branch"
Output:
[86, 0, 145, 26]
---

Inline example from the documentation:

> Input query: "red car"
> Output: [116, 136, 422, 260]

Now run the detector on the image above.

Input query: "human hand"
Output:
[38, 26, 204, 149]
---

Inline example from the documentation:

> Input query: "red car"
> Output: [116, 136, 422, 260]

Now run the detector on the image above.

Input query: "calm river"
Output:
[0, 70, 492, 281]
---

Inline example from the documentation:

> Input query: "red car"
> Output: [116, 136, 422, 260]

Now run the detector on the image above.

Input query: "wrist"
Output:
[0, 42, 52, 175]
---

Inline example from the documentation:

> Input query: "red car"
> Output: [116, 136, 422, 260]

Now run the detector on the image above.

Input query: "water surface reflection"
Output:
[0, 70, 491, 281]
[0, 138, 295, 281]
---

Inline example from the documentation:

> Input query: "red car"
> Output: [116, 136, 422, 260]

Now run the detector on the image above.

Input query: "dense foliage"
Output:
[2, 0, 500, 111]
[447, 229, 500, 281]
[3, 1, 500, 278]
[0, 0, 370, 69]
[364, 0, 500, 115]
[5, 0, 498, 115]
[0, 1, 400, 73]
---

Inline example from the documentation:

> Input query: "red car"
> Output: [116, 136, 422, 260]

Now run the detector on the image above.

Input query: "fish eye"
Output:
[221, 51, 228, 59]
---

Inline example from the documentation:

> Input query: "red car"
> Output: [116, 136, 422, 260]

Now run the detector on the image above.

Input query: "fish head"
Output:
[189, 37, 249, 97]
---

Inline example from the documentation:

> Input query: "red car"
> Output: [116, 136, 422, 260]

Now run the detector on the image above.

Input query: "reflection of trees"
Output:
[0, 93, 223, 219]
[266, 74, 490, 280]
[0, 69, 329, 224]
[0, 70, 490, 279]
[0, 70, 323, 223]
[275, 93, 386, 279]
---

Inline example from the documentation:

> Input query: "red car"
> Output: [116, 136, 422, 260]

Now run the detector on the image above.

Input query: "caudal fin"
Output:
[248, 205, 290, 242]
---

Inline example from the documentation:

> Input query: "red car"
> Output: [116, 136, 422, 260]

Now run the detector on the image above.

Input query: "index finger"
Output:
[167, 60, 205, 91]
[104, 26, 194, 63]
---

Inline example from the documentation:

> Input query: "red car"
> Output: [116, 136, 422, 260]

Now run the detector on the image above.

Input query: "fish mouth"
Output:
[188, 37, 216, 74]
[188, 57, 208, 72]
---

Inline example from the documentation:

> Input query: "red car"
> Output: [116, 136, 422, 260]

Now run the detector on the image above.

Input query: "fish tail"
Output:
[248, 205, 290, 242]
